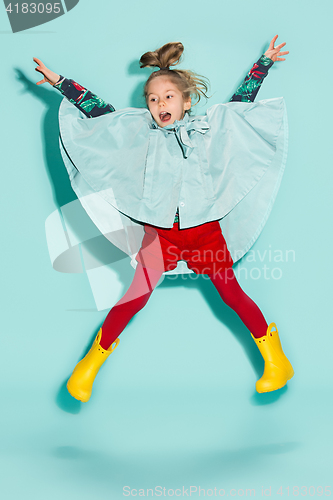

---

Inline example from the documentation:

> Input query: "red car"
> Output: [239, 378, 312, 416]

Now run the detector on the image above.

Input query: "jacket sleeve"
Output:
[53, 75, 115, 117]
[229, 55, 274, 103]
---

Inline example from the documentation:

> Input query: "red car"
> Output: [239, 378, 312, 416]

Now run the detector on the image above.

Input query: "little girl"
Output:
[34, 36, 293, 402]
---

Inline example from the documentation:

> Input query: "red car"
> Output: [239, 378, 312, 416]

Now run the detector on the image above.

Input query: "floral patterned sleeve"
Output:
[53, 75, 115, 117]
[229, 54, 274, 103]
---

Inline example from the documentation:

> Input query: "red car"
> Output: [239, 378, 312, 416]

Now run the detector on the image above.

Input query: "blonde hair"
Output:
[140, 42, 210, 108]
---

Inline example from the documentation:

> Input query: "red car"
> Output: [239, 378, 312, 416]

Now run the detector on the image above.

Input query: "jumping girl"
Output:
[34, 35, 293, 402]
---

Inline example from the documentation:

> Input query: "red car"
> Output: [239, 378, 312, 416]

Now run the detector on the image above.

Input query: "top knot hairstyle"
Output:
[140, 42, 210, 108]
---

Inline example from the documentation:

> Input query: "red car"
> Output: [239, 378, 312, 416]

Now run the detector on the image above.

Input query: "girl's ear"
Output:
[184, 97, 191, 111]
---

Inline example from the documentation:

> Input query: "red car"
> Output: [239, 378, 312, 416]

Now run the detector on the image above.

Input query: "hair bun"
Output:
[140, 42, 184, 69]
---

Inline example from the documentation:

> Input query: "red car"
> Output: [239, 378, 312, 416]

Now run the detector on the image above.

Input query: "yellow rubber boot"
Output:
[251, 322, 294, 393]
[67, 329, 119, 402]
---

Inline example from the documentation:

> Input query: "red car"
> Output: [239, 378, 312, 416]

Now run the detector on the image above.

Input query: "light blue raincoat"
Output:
[57, 96, 288, 272]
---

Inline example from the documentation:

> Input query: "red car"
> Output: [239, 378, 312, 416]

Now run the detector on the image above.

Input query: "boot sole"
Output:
[256, 370, 294, 393]
[67, 381, 90, 402]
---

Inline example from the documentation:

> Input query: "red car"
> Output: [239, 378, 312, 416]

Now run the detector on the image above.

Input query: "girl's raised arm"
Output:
[33, 57, 115, 118]
[229, 35, 289, 103]
[229, 54, 274, 103]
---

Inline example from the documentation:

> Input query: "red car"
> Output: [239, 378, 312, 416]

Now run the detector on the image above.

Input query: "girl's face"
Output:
[147, 77, 191, 128]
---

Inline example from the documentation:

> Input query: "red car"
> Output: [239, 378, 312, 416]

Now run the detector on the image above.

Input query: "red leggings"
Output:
[100, 262, 268, 350]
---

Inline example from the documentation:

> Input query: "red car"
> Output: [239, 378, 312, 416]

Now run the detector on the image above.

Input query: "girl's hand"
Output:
[264, 35, 289, 62]
[33, 57, 60, 86]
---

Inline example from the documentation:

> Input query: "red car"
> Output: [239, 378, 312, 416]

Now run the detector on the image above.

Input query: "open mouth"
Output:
[159, 111, 171, 123]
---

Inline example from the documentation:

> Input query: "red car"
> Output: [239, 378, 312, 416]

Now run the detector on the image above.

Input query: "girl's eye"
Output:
[167, 95, 173, 99]
[150, 98, 157, 102]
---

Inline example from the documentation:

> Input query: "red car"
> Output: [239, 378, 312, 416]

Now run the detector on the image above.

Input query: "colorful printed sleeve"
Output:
[229, 55, 274, 103]
[53, 75, 115, 117]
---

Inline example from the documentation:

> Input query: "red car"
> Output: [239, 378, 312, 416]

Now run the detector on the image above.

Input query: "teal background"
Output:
[1, 0, 333, 498]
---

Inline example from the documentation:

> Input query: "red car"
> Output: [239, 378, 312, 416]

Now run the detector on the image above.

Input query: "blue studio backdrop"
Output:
[1, 0, 333, 499]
